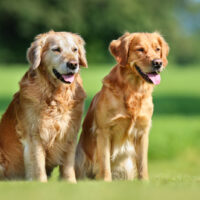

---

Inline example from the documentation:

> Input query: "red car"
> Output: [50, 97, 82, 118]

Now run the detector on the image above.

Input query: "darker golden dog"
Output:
[0, 30, 87, 182]
[75, 32, 169, 181]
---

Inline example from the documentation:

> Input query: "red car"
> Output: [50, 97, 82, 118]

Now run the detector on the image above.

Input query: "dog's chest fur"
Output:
[39, 98, 74, 146]
[18, 71, 85, 167]
[104, 84, 153, 162]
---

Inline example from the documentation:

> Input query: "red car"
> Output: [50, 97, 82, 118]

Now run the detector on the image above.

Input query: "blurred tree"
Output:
[0, 0, 199, 64]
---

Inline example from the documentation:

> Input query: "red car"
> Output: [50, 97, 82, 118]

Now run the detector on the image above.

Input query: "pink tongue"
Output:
[147, 73, 161, 85]
[62, 74, 75, 83]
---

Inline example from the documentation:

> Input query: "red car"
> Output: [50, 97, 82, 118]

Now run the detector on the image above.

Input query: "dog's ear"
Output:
[73, 34, 88, 68]
[109, 32, 134, 66]
[27, 33, 47, 70]
[155, 32, 169, 67]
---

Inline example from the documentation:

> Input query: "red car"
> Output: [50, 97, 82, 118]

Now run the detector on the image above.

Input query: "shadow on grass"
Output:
[84, 95, 200, 116]
[1, 95, 200, 116]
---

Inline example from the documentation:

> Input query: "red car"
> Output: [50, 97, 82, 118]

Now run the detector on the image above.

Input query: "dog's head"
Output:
[27, 30, 87, 84]
[109, 32, 169, 85]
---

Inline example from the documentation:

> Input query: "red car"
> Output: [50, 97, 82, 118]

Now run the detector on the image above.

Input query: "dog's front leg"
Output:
[24, 136, 47, 182]
[135, 131, 149, 180]
[59, 138, 77, 183]
[96, 129, 112, 181]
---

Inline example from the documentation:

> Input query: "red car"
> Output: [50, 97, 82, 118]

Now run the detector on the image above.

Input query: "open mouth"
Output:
[53, 69, 75, 84]
[135, 64, 161, 85]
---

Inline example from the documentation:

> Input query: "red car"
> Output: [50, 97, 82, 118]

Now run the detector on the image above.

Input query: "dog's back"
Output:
[0, 93, 25, 179]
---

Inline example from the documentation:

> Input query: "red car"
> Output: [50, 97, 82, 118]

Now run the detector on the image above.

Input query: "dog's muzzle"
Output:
[135, 64, 161, 85]
[53, 69, 75, 84]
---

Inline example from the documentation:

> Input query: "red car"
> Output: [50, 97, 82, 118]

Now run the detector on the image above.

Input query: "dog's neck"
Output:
[120, 65, 154, 95]
[103, 64, 154, 119]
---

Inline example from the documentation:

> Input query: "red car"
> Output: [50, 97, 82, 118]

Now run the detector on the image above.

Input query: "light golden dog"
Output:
[75, 32, 169, 181]
[0, 30, 87, 182]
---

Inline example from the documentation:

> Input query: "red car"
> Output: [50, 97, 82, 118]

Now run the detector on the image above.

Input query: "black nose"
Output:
[152, 59, 162, 69]
[67, 61, 78, 70]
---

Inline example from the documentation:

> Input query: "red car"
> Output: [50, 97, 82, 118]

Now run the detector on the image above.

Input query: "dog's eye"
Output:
[137, 48, 144, 52]
[52, 47, 61, 53]
[156, 47, 160, 51]
[72, 47, 78, 52]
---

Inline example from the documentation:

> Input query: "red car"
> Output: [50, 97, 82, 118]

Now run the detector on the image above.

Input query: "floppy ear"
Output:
[156, 32, 170, 67]
[73, 34, 88, 68]
[27, 33, 47, 70]
[109, 32, 134, 66]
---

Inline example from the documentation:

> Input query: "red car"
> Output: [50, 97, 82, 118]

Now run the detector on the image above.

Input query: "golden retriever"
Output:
[75, 32, 169, 181]
[0, 30, 87, 182]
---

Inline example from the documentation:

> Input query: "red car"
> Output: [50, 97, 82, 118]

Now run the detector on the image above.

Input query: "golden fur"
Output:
[0, 30, 87, 182]
[75, 32, 169, 181]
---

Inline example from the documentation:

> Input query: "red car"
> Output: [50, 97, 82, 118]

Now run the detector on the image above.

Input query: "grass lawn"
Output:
[0, 63, 200, 199]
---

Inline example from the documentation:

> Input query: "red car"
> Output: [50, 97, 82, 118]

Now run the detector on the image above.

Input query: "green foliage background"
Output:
[0, 0, 200, 64]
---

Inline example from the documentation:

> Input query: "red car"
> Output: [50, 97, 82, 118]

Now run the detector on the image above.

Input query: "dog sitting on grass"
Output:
[75, 32, 169, 181]
[0, 30, 87, 182]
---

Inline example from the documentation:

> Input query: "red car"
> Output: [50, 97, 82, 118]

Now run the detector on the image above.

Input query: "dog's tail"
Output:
[75, 139, 96, 180]
[75, 141, 86, 179]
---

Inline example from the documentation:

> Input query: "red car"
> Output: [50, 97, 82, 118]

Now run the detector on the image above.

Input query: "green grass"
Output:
[0, 63, 200, 199]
